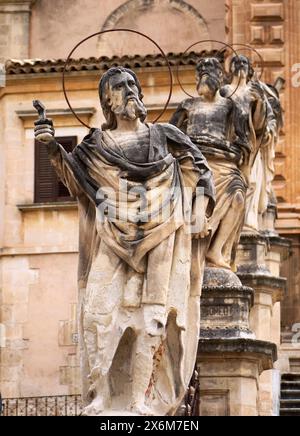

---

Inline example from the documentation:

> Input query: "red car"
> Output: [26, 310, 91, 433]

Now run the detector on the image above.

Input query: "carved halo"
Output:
[62, 29, 173, 129]
[230, 43, 268, 160]
[176, 40, 243, 99]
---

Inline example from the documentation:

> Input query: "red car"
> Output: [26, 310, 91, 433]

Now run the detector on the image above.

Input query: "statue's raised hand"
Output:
[249, 76, 265, 101]
[33, 100, 55, 144]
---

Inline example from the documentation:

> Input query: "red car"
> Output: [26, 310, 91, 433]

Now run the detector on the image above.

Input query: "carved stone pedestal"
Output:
[236, 234, 289, 415]
[197, 267, 277, 416]
[201, 269, 254, 339]
[197, 338, 277, 416]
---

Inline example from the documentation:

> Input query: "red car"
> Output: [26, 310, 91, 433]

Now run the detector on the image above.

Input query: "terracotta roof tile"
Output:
[5, 50, 224, 75]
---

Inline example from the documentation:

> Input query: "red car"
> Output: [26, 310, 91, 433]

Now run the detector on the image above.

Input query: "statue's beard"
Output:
[197, 75, 220, 96]
[234, 66, 249, 78]
[114, 97, 147, 121]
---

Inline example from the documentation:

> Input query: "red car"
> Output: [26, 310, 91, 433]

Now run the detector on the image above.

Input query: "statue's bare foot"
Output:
[129, 402, 154, 416]
[82, 397, 105, 416]
[206, 252, 230, 270]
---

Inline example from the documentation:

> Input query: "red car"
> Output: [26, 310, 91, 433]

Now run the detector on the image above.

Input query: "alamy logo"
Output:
[0, 323, 6, 348]
[0, 63, 5, 88]
[291, 64, 300, 88]
[95, 183, 207, 234]
[292, 323, 300, 347]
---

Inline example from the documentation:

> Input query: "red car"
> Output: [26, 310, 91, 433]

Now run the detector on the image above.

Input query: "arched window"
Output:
[98, 0, 211, 56]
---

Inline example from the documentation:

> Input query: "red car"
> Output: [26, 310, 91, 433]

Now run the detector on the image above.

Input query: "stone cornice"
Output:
[201, 285, 254, 304]
[277, 203, 300, 234]
[17, 107, 96, 120]
[16, 107, 96, 128]
[0, 0, 35, 2]
[0, 0, 36, 12]
[198, 338, 278, 370]
[17, 201, 78, 212]
[0, 0, 36, 4]
[237, 273, 287, 304]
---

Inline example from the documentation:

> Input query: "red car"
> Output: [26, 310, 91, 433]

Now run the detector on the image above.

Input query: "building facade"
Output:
[0, 0, 300, 415]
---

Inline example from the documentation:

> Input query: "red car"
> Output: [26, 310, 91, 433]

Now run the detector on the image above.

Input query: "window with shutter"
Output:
[34, 136, 77, 203]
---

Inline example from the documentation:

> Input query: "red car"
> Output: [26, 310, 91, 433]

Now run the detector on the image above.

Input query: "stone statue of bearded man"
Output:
[33, 67, 215, 416]
[171, 57, 250, 270]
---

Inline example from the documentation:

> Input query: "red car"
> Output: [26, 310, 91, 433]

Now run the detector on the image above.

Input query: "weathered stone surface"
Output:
[237, 233, 272, 275]
[171, 57, 249, 270]
[33, 66, 215, 416]
[203, 267, 243, 288]
[197, 338, 277, 416]
[236, 231, 289, 415]
[201, 283, 254, 339]
[198, 338, 278, 365]
[0, 0, 298, 419]
[0, 1, 35, 62]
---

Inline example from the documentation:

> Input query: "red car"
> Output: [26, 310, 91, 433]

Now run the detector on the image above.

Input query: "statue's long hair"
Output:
[99, 67, 145, 130]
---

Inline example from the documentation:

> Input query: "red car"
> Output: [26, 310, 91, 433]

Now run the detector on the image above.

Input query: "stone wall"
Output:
[227, 0, 300, 374]
[0, 72, 88, 396]
[281, 234, 300, 333]
[29, 0, 225, 58]
[226, 0, 300, 233]
[1, 0, 300, 407]
[0, 62, 197, 397]
[0, 0, 35, 62]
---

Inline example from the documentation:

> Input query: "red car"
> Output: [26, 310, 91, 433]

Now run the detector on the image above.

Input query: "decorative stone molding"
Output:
[17, 201, 77, 212]
[0, 0, 36, 61]
[197, 338, 277, 416]
[200, 286, 255, 339]
[0, 0, 36, 13]
[16, 107, 96, 128]
[101, 0, 208, 31]
[226, 0, 287, 206]
[199, 338, 278, 366]
[239, 274, 286, 305]
[250, 3, 284, 21]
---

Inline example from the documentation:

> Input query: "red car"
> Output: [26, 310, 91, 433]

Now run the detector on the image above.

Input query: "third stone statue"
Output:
[222, 55, 284, 235]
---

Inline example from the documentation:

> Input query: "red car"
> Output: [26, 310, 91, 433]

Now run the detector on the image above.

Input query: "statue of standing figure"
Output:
[222, 55, 283, 234]
[171, 57, 250, 270]
[171, 54, 283, 269]
[33, 67, 215, 416]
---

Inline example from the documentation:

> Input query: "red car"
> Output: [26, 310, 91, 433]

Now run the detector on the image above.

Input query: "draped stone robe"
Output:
[47, 123, 215, 415]
[170, 96, 250, 269]
[222, 79, 280, 234]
